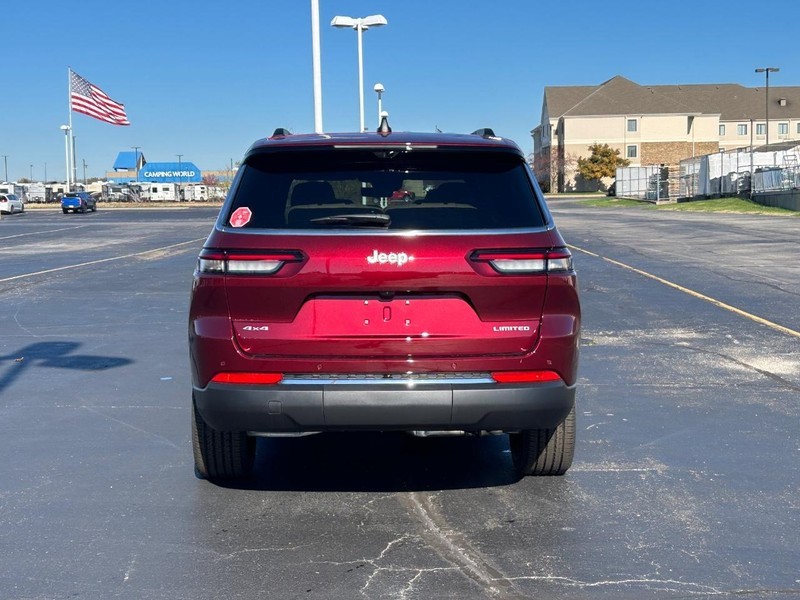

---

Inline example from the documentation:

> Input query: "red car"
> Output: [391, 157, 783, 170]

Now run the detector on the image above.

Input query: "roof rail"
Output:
[270, 128, 292, 139]
[471, 128, 498, 138]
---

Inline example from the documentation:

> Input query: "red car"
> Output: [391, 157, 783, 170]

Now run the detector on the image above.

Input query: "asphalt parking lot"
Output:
[1, 203, 798, 599]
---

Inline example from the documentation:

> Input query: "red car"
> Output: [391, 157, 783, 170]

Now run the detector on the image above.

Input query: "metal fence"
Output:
[614, 166, 670, 201]
[679, 145, 800, 199]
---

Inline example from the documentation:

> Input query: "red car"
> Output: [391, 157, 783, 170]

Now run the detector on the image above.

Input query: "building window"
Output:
[737, 124, 748, 136]
[756, 123, 766, 135]
[719, 124, 726, 136]
[627, 145, 638, 158]
[778, 123, 788, 135]
[797, 123, 800, 134]
[627, 119, 637, 132]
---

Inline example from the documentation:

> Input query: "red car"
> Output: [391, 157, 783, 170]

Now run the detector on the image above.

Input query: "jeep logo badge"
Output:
[367, 250, 411, 267]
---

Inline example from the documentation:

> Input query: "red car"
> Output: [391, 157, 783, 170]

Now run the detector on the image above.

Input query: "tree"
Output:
[201, 174, 219, 187]
[577, 143, 629, 181]
[528, 151, 578, 192]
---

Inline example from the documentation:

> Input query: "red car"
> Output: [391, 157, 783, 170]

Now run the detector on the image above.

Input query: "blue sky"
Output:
[2, 0, 798, 181]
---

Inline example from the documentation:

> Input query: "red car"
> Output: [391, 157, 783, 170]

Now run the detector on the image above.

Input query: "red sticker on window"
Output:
[230, 207, 252, 228]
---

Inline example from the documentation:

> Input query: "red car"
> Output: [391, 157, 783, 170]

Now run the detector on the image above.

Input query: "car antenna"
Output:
[377, 112, 392, 136]
[270, 128, 292, 139]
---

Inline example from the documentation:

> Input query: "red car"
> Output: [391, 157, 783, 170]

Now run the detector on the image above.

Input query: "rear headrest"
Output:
[290, 181, 336, 206]
[422, 182, 472, 204]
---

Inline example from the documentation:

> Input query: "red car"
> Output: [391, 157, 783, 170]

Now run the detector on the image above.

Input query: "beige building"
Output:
[533, 75, 800, 192]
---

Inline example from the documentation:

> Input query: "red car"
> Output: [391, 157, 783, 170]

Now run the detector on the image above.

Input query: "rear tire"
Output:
[510, 405, 575, 477]
[192, 395, 255, 480]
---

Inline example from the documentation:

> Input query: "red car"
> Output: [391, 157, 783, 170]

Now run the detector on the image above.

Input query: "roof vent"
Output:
[270, 128, 292, 139]
[471, 128, 498, 138]
[377, 112, 392, 136]
[779, 97, 787, 106]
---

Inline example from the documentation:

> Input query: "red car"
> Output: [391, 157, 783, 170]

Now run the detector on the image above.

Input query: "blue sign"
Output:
[138, 161, 202, 183]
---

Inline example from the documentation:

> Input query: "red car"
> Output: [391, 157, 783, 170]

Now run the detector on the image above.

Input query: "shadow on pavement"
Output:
[0, 341, 133, 396]
[214, 432, 521, 492]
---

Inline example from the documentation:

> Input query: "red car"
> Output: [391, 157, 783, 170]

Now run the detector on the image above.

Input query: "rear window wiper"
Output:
[309, 213, 391, 227]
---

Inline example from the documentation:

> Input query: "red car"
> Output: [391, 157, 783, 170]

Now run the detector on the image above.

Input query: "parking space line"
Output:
[0, 225, 89, 241]
[569, 243, 800, 340]
[0, 238, 205, 283]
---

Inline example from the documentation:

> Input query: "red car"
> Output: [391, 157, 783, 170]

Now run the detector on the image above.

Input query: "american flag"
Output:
[70, 70, 130, 126]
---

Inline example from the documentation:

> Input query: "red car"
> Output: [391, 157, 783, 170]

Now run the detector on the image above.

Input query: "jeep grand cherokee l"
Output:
[189, 125, 580, 481]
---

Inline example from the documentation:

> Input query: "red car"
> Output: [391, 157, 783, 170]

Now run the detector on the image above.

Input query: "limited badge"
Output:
[230, 207, 252, 228]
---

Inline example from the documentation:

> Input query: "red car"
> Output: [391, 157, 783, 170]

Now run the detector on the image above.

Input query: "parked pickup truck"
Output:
[61, 192, 97, 214]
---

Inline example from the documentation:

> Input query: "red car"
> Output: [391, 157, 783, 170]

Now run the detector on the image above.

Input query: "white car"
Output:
[0, 194, 24, 214]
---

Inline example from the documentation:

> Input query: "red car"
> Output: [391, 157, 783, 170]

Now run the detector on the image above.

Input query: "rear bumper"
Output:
[193, 379, 575, 433]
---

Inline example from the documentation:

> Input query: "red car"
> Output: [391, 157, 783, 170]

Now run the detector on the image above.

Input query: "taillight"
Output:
[470, 248, 573, 274]
[197, 250, 304, 275]
[491, 371, 562, 383]
[211, 372, 283, 385]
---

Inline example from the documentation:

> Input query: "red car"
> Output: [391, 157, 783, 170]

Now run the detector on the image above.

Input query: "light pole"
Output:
[60, 125, 70, 191]
[755, 67, 779, 147]
[2, 155, 7, 182]
[331, 14, 388, 132]
[131, 146, 140, 183]
[311, 0, 323, 133]
[82, 159, 87, 185]
[176, 154, 183, 201]
[373, 83, 384, 129]
[30, 164, 33, 181]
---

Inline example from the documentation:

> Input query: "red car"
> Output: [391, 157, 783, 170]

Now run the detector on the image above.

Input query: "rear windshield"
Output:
[224, 149, 546, 230]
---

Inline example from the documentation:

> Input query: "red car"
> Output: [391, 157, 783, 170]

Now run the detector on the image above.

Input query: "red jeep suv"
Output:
[189, 126, 580, 481]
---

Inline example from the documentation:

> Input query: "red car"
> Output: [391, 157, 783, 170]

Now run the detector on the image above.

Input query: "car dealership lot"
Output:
[1, 205, 798, 599]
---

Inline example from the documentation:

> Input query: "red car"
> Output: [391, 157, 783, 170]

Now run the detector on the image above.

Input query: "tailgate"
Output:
[220, 233, 554, 360]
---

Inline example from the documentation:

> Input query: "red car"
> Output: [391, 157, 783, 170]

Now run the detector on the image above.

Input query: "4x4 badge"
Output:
[367, 250, 411, 267]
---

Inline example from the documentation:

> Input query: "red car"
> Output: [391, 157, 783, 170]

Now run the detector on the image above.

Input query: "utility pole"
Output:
[82, 159, 87, 184]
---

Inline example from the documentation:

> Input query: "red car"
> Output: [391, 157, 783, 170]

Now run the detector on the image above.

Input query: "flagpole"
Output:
[67, 67, 74, 191]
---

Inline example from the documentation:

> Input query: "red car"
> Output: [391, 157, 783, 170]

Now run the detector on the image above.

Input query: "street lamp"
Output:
[331, 14, 388, 132]
[176, 154, 183, 201]
[2, 155, 8, 183]
[755, 67, 779, 147]
[60, 125, 71, 191]
[373, 83, 384, 129]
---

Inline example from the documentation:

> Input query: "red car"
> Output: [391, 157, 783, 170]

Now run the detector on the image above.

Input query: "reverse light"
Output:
[211, 372, 283, 385]
[471, 248, 573, 274]
[491, 371, 562, 384]
[197, 250, 304, 275]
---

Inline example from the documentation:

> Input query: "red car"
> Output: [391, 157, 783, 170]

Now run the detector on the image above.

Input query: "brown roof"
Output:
[545, 76, 800, 121]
